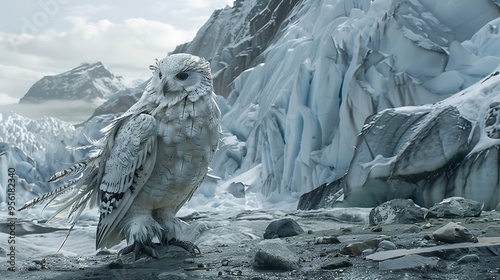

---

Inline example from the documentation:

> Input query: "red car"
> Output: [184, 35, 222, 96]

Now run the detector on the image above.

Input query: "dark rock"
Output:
[297, 178, 343, 210]
[321, 257, 353, 270]
[457, 254, 480, 264]
[426, 197, 484, 219]
[341, 227, 352, 233]
[379, 255, 442, 271]
[263, 218, 304, 239]
[108, 259, 123, 269]
[371, 225, 383, 232]
[226, 182, 245, 198]
[432, 222, 478, 243]
[369, 199, 427, 226]
[253, 240, 300, 271]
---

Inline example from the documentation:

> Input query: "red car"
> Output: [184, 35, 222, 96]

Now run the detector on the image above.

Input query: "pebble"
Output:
[371, 225, 382, 232]
[315, 236, 341, 244]
[321, 257, 353, 270]
[457, 254, 480, 264]
[341, 227, 352, 233]
[378, 240, 397, 251]
[340, 237, 388, 256]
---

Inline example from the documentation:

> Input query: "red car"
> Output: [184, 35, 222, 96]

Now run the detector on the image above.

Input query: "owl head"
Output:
[146, 53, 213, 105]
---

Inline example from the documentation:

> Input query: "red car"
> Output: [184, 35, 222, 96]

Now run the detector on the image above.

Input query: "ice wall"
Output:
[209, 0, 500, 200]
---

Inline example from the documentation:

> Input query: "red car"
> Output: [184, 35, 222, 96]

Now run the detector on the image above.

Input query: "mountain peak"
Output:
[19, 62, 126, 103]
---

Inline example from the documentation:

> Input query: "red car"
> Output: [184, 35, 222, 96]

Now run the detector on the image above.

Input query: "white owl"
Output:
[20, 53, 221, 259]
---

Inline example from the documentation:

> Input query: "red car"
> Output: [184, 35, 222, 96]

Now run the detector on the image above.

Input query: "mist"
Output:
[0, 99, 102, 125]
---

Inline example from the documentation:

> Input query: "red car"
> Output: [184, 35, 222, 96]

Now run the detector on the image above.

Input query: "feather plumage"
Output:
[20, 54, 221, 258]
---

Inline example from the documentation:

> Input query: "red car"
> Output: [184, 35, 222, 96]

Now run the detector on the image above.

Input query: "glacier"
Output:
[204, 0, 500, 205]
[2, 0, 500, 212]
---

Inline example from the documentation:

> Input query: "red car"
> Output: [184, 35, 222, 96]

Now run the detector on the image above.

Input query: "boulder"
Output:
[426, 197, 483, 218]
[432, 222, 478, 243]
[369, 199, 427, 226]
[263, 218, 304, 239]
[253, 240, 300, 271]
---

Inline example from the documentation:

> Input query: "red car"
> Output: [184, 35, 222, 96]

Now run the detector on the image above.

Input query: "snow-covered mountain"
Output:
[3, 0, 500, 211]
[19, 62, 128, 103]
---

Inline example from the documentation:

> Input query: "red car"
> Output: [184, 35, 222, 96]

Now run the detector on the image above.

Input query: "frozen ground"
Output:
[2, 205, 500, 279]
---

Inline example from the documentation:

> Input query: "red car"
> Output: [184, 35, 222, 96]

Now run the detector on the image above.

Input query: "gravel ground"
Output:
[2, 209, 500, 280]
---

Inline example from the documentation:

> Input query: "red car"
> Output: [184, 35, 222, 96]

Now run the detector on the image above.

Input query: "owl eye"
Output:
[158, 71, 162, 79]
[176, 72, 189, 80]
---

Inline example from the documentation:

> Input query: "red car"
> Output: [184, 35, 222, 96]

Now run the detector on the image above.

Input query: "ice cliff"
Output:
[191, 0, 500, 204]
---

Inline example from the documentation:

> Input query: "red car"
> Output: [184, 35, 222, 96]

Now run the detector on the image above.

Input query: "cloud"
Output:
[0, 17, 197, 98]
[0, 64, 45, 99]
[184, 0, 233, 9]
[0, 93, 20, 105]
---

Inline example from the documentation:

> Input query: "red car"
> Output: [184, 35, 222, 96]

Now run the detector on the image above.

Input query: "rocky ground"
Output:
[2, 198, 500, 280]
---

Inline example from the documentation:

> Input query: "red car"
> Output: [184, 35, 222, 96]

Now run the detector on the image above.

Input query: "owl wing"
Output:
[96, 113, 158, 249]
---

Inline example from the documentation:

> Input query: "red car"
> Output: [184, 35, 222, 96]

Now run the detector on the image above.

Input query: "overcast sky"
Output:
[0, 0, 233, 104]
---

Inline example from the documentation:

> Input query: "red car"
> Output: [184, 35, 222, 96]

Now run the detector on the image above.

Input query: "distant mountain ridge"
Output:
[19, 62, 127, 103]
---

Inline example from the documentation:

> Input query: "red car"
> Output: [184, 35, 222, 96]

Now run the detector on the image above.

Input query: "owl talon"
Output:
[168, 238, 201, 255]
[119, 242, 159, 260]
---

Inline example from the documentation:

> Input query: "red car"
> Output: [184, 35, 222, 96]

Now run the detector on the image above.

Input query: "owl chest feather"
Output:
[142, 96, 219, 210]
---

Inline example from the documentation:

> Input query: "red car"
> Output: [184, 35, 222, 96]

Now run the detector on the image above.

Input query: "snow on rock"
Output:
[426, 197, 484, 219]
[368, 199, 427, 226]
[19, 62, 128, 103]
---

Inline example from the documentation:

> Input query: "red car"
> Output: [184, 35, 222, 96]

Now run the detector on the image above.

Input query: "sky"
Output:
[0, 0, 233, 105]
